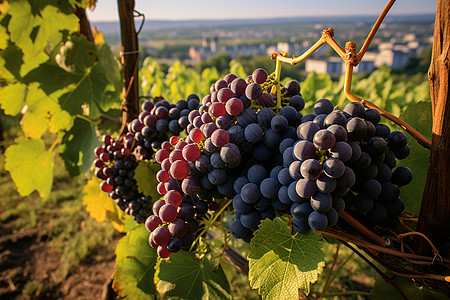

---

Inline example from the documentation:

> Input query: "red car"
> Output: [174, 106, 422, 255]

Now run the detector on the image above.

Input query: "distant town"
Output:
[93, 14, 434, 76]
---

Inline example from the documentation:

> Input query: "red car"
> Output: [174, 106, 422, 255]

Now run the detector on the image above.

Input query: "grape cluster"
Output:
[115, 67, 415, 258]
[93, 134, 152, 223]
[281, 99, 412, 233]
[128, 96, 199, 160]
[144, 68, 307, 256]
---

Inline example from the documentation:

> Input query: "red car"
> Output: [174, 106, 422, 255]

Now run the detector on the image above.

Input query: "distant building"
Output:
[305, 56, 375, 76]
[375, 43, 410, 68]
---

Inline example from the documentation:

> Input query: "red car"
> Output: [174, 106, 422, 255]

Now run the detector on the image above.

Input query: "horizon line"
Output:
[89, 13, 436, 23]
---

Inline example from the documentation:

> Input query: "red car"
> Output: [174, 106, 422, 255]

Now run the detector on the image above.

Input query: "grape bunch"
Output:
[281, 99, 412, 233]
[128, 96, 199, 160]
[144, 68, 307, 256]
[135, 67, 414, 258]
[93, 134, 153, 223]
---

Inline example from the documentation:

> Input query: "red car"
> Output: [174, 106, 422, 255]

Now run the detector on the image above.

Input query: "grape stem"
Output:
[338, 211, 387, 245]
[190, 198, 233, 251]
[318, 228, 450, 265]
[271, 0, 432, 149]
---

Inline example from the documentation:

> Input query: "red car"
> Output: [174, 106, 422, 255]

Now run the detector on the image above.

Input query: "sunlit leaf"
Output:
[0, 82, 27, 115]
[5, 137, 54, 199]
[21, 83, 74, 139]
[248, 217, 325, 299]
[82, 176, 128, 232]
[113, 224, 158, 299]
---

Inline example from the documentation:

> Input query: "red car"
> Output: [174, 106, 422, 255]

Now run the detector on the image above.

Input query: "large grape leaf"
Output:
[134, 160, 161, 201]
[82, 176, 128, 232]
[371, 276, 448, 300]
[397, 101, 432, 215]
[155, 251, 231, 300]
[248, 217, 325, 299]
[113, 224, 158, 299]
[4, 137, 54, 199]
[59, 117, 98, 176]
[58, 61, 119, 118]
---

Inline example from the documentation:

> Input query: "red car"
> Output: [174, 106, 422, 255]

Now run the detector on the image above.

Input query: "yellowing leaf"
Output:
[83, 176, 117, 223]
[92, 27, 105, 45]
[5, 137, 54, 199]
[82, 177, 128, 232]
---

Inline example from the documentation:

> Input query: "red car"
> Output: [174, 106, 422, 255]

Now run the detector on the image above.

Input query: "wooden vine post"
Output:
[416, 0, 450, 258]
[117, 0, 140, 136]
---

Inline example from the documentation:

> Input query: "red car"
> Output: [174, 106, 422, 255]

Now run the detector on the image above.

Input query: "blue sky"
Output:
[87, 0, 437, 21]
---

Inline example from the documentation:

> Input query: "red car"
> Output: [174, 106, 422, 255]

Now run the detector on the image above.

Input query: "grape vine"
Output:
[0, 0, 449, 299]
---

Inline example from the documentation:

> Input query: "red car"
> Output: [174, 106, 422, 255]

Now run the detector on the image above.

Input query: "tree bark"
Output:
[117, 0, 140, 136]
[416, 0, 450, 258]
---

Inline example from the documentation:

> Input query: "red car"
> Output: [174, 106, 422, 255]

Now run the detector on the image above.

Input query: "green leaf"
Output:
[0, 25, 7, 50]
[155, 251, 231, 300]
[134, 160, 161, 201]
[59, 117, 98, 176]
[21, 83, 74, 139]
[4, 136, 54, 199]
[113, 224, 158, 299]
[248, 217, 325, 299]
[371, 276, 448, 300]
[8, 0, 78, 76]
[0, 82, 27, 115]
[397, 101, 432, 215]
[97, 42, 122, 92]
[55, 35, 98, 73]
[0, 82, 74, 138]
[58, 61, 119, 118]
[0, 42, 24, 81]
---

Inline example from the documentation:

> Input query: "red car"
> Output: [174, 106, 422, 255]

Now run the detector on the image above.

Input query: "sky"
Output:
[87, 0, 437, 22]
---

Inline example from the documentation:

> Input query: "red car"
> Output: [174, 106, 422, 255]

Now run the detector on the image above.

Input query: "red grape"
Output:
[164, 190, 183, 207]
[211, 129, 230, 147]
[182, 143, 201, 162]
[145, 215, 162, 232]
[152, 226, 171, 246]
[159, 204, 178, 223]
[170, 160, 189, 180]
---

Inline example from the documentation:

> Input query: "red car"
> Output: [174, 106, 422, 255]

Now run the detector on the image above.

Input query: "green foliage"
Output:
[59, 117, 98, 176]
[113, 224, 158, 299]
[7, 0, 79, 75]
[140, 57, 249, 101]
[4, 137, 54, 199]
[371, 276, 448, 300]
[0, 0, 120, 199]
[248, 217, 325, 299]
[134, 160, 161, 201]
[155, 251, 231, 299]
[396, 101, 432, 215]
